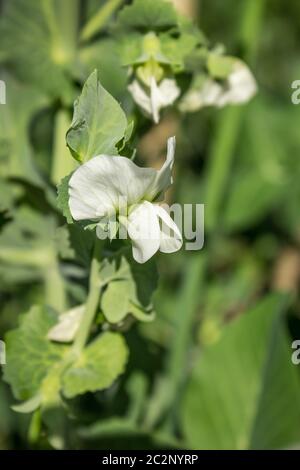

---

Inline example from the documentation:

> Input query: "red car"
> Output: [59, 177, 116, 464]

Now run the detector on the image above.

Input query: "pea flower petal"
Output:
[217, 60, 257, 107]
[128, 77, 180, 124]
[154, 205, 183, 254]
[69, 156, 156, 220]
[68, 137, 182, 263]
[127, 201, 161, 264]
[146, 135, 176, 201]
[127, 201, 183, 263]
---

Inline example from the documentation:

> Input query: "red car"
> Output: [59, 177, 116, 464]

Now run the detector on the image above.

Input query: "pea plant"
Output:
[3, 0, 299, 451]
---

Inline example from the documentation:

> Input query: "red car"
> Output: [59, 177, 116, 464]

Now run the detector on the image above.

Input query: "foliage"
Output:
[1, 0, 300, 452]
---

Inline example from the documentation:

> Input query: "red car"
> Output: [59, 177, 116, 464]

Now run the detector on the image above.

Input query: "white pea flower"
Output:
[128, 77, 180, 124]
[180, 60, 257, 112]
[179, 79, 222, 112]
[216, 59, 257, 107]
[68, 137, 182, 264]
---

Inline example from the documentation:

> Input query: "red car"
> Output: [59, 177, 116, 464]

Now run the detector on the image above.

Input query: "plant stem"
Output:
[80, 0, 123, 43]
[43, 0, 79, 64]
[51, 110, 75, 185]
[28, 409, 41, 445]
[205, 106, 243, 232]
[44, 256, 67, 312]
[167, 254, 206, 396]
[73, 238, 102, 354]
[239, 0, 266, 63]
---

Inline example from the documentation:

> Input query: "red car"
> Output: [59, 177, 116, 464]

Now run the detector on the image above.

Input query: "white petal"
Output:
[158, 78, 181, 106]
[150, 78, 180, 124]
[150, 77, 161, 124]
[127, 201, 160, 263]
[47, 305, 85, 343]
[128, 80, 152, 115]
[129, 77, 180, 124]
[69, 155, 156, 221]
[217, 61, 257, 107]
[154, 205, 183, 253]
[179, 79, 223, 112]
[146, 136, 176, 201]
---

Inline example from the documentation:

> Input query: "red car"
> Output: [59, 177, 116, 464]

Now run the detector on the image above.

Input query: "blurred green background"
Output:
[1, 0, 300, 450]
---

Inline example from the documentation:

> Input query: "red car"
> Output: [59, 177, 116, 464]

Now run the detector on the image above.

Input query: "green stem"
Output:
[56, 0, 79, 58]
[51, 110, 75, 185]
[239, 0, 266, 63]
[0, 247, 50, 267]
[28, 409, 41, 445]
[73, 239, 102, 354]
[80, 0, 123, 43]
[205, 106, 243, 232]
[167, 254, 206, 395]
[44, 256, 67, 312]
[42, 0, 79, 64]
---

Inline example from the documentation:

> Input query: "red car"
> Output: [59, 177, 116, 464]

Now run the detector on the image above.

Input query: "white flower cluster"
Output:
[128, 59, 257, 119]
[180, 60, 257, 112]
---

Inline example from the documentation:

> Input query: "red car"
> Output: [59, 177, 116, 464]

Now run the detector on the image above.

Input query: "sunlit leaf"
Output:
[181, 294, 300, 450]
[66, 71, 127, 162]
[100, 251, 158, 324]
[62, 332, 128, 398]
[3, 305, 67, 400]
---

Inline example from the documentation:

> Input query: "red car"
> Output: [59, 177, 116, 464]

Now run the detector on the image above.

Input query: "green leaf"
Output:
[57, 173, 74, 224]
[118, 34, 145, 66]
[3, 305, 67, 401]
[102, 279, 134, 324]
[181, 294, 300, 450]
[118, 20, 202, 69]
[66, 70, 127, 163]
[117, 0, 178, 31]
[100, 251, 158, 324]
[67, 224, 94, 267]
[4, 305, 129, 409]
[249, 316, 300, 449]
[62, 332, 128, 398]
